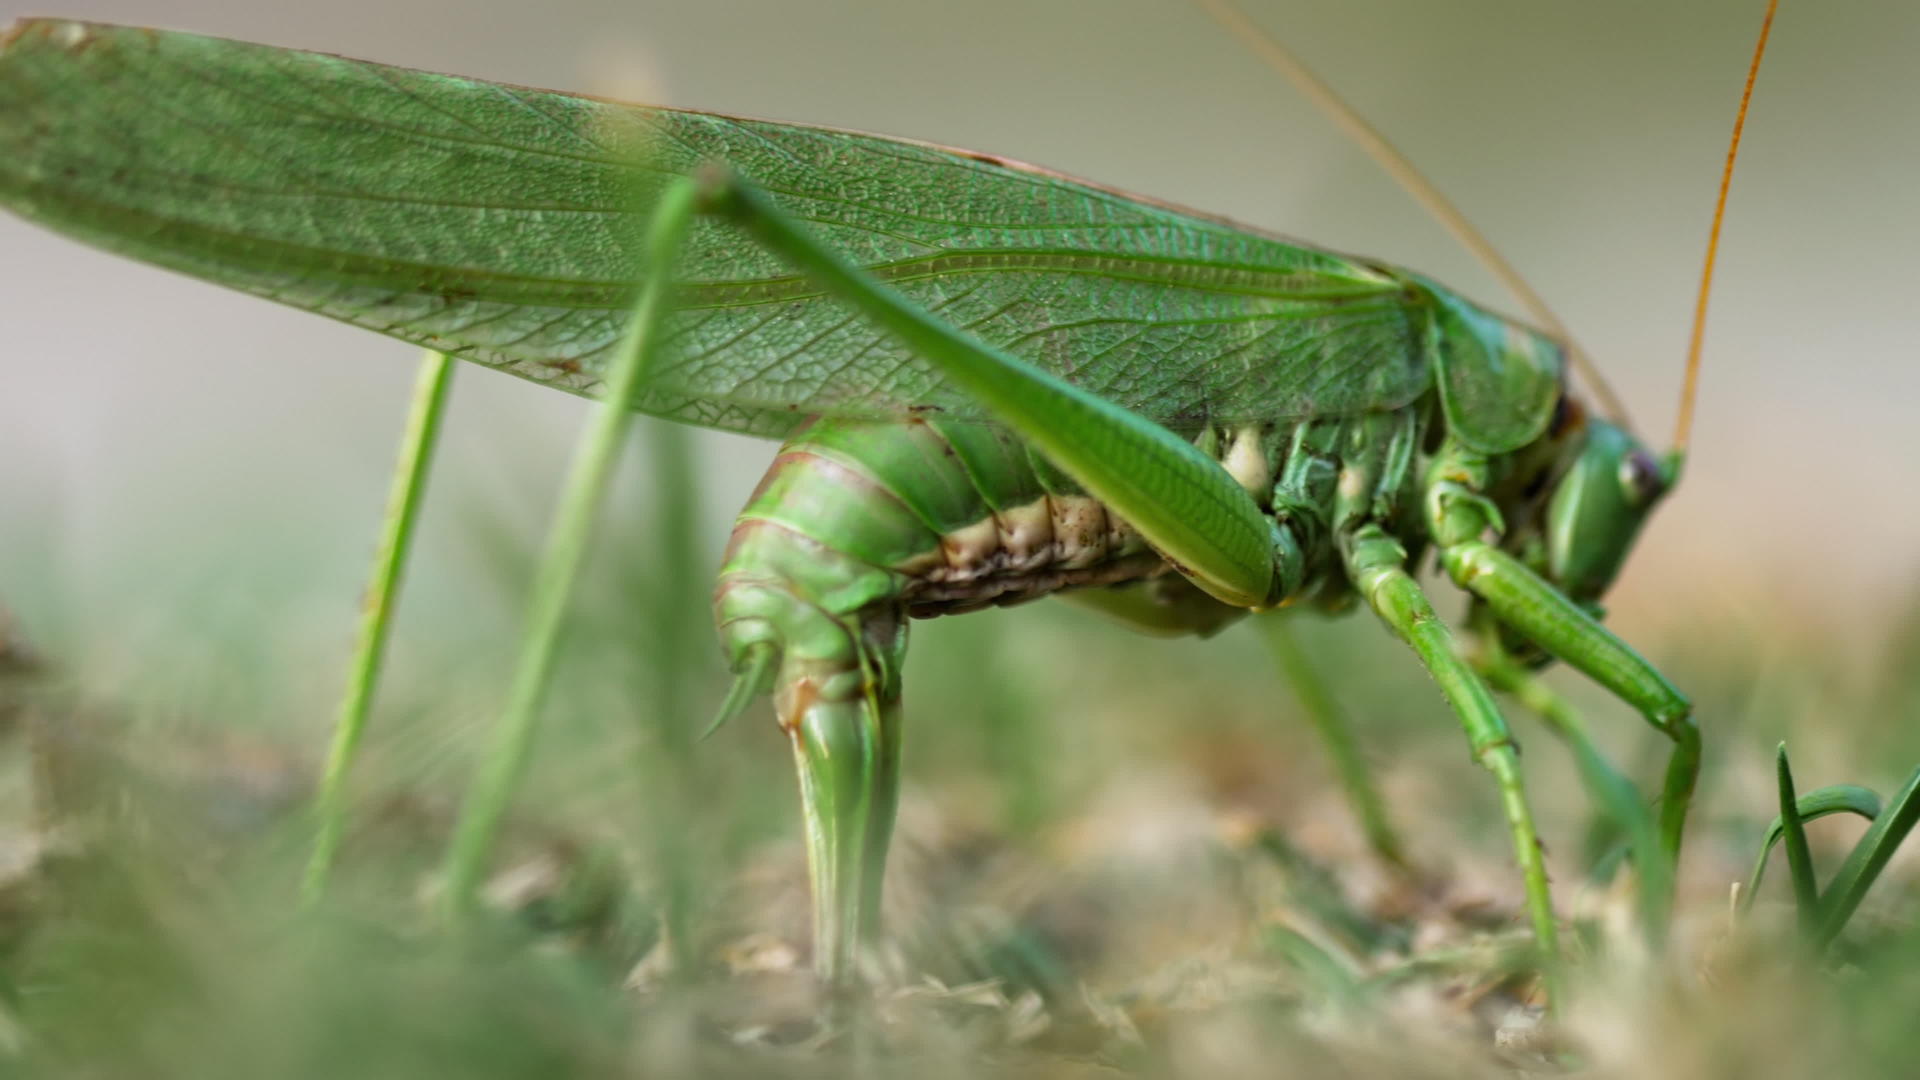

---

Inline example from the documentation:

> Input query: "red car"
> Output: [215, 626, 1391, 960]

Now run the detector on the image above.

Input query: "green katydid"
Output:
[0, 6, 1776, 993]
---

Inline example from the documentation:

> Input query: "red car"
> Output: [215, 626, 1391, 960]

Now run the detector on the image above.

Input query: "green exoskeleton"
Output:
[0, 12, 1771, 992]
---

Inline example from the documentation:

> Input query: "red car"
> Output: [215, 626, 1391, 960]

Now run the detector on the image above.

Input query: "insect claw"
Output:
[701, 642, 776, 740]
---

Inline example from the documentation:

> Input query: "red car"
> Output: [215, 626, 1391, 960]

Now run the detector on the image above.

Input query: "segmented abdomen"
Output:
[716, 416, 1164, 633]
[713, 416, 1185, 717]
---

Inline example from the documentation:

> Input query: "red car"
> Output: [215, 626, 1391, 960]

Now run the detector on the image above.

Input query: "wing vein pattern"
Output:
[0, 20, 1433, 437]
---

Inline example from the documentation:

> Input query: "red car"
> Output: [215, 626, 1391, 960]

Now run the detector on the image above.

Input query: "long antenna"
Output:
[1191, 0, 1636, 431]
[1673, 0, 1778, 455]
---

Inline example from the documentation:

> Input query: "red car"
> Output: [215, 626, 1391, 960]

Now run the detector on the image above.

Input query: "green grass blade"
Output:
[1773, 744, 1819, 934]
[304, 349, 455, 904]
[1742, 785, 1881, 913]
[1259, 614, 1403, 866]
[1551, 711, 1670, 941]
[1263, 925, 1361, 1005]
[439, 178, 700, 921]
[632, 416, 709, 976]
[1253, 828, 1406, 954]
[1814, 763, 1920, 948]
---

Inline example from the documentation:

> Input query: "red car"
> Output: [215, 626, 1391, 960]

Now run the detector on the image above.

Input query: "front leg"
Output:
[1424, 442, 1696, 862]
[1469, 622, 1672, 940]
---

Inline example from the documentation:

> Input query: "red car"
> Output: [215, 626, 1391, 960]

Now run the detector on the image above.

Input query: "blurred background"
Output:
[2, 2, 1919, 1073]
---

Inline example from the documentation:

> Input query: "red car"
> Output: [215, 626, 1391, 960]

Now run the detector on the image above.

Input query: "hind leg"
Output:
[1425, 440, 1693, 915]
[717, 560, 908, 988]
[779, 609, 906, 987]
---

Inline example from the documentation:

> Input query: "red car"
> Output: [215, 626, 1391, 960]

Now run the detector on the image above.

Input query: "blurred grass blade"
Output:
[305, 349, 455, 904]
[1742, 783, 1880, 912]
[1253, 828, 1405, 954]
[1263, 924, 1362, 1005]
[1815, 763, 1920, 948]
[632, 415, 710, 976]
[1260, 614, 1403, 866]
[1773, 744, 1819, 933]
[440, 178, 700, 920]
[1558, 714, 1671, 940]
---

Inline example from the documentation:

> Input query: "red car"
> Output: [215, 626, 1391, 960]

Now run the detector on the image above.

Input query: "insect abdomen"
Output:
[712, 415, 1176, 732]
[715, 417, 1164, 636]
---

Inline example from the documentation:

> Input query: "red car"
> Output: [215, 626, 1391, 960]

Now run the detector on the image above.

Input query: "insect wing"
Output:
[0, 20, 1431, 436]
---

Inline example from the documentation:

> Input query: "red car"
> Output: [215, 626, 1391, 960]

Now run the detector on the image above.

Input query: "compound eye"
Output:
[1620, 449, 1665, 505]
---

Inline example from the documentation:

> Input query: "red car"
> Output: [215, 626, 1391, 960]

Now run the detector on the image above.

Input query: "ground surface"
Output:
[1, 548, 1917, 1078]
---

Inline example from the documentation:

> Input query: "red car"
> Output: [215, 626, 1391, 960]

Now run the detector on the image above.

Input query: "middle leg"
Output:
[1344, 525, 1560, 975]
